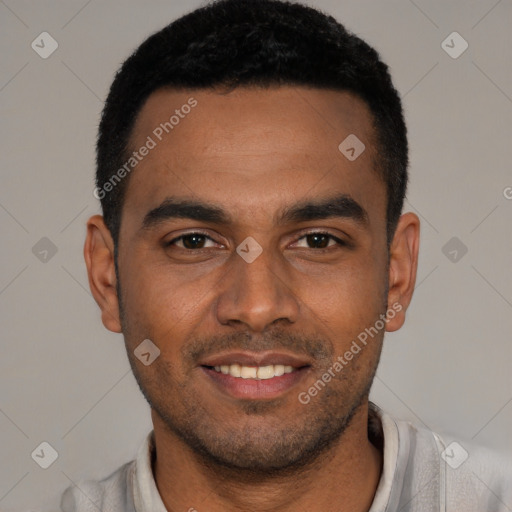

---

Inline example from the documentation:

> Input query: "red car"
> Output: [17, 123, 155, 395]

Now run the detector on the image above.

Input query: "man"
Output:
[62, 0, 512, 510]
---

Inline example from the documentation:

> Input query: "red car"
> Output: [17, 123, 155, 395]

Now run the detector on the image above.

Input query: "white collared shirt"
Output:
[61, 404, 512, 511]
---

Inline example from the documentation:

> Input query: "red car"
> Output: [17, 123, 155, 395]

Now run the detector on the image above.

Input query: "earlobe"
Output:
[84, 215, 122, 333]
[385, 212, 420, 332]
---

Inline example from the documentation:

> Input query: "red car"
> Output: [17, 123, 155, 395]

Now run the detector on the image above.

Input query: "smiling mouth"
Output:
[205, 363, 299, 379]
[199, 351, 312, 399]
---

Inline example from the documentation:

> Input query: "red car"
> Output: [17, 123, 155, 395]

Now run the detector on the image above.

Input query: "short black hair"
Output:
[96, 0, 408, 246]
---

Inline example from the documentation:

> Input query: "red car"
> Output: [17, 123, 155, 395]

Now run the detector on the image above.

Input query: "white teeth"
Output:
[257, 365, 274, 379]
[230, 363, 241, 377]
[241, 366, 257, 379]
[211, 363, 298, 379]
[274, 364, 285, 376]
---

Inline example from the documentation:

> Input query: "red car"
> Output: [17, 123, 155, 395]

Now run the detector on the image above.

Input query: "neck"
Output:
[151, 402, 383, 512]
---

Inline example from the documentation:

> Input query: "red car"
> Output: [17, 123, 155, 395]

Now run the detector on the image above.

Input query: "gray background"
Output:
[1, 0, 511, 510]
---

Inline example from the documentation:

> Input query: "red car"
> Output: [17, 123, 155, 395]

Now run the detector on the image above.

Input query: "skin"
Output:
[84, 86, 420, 512]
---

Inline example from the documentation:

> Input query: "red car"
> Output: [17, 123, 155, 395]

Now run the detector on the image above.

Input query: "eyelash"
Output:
[165, 230, 347, 250]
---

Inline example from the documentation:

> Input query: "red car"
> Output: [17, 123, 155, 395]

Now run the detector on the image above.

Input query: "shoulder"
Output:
[398, 416, 512, 510]
[442, 436, 512, 510]
[60, 460, 136, 512]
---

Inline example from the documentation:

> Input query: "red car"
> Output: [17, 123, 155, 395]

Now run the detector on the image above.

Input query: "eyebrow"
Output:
[141, 194, 368, 230]
[142, 199, 230, 229]
[280, 194, 368, 225]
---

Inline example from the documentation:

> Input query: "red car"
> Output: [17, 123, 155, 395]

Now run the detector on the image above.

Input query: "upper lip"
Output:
[199, 351, 312, 368]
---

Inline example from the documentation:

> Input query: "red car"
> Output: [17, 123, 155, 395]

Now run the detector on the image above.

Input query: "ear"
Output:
[385, 212, 420, 332]
[84, 215, 122, 333]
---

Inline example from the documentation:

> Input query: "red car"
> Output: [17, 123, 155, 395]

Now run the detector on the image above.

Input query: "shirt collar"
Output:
[133, 430, 168, 512]
[368, 402, 405, 511]
[133, 403, 404, 512]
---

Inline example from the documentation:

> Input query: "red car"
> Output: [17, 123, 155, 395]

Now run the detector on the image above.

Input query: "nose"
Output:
[215, 244, 300, 332]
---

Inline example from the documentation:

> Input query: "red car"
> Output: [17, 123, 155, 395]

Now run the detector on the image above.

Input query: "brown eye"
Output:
[294, 232, 345, 249]
[167, 233, 217, 249]
[306, 233, 330, 249]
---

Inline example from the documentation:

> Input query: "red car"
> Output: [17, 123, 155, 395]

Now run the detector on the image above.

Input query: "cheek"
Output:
[119, 257, 218, 354]
[297, 258, 386, 343]
[122, 251, 183, 306]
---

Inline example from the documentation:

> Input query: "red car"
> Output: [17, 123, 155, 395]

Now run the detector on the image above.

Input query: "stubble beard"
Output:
[127, 337, 380, 477]
[117, 275, 384, 477]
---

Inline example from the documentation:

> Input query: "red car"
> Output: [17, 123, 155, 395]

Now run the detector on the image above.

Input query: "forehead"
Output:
[123, 86, 385, 230]
[132, 86, 375, 156]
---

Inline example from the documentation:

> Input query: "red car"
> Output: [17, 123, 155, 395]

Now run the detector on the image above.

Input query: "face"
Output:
[86, 86, 418, 472]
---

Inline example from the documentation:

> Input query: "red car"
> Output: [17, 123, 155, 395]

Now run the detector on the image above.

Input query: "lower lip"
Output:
[201, 366, 310, 400]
